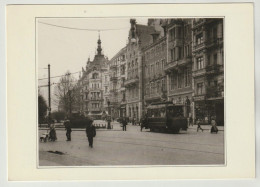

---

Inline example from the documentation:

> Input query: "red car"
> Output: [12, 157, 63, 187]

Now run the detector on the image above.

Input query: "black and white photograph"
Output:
[37, 17, 225, 166]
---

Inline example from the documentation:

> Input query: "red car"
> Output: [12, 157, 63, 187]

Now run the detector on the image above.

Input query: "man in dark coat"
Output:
[64, 119, 72, 141]
[86, 120, 96, 148]
[122, 117, 127, 131]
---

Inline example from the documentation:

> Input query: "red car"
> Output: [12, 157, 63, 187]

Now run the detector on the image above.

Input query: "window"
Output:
[214, 54, 218, 64]
[185, 45, 190, 57]
[197, 83, 204, 95]
[92, 73, 98, 79]
[213, 27, 218, 39]
[197, 57, 204, 69]
[177, 27, 182, 39]
[170, 49, 174, 61]
[170, 74, 177, 90]
[196, 33, 203, 45]
[162, 79, 166, 91]
[208, 55, 211, 65]
[177, 73, 182, 88]
[170, 28, 175, 40]
[178, 47, 183, 60]
[184, 68, 191, 87]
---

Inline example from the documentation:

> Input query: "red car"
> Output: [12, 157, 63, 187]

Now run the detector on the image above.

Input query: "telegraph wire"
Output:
[38, 21, 129, 32]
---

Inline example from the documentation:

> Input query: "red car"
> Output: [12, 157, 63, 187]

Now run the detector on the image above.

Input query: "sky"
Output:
[37, 18, 148, 110]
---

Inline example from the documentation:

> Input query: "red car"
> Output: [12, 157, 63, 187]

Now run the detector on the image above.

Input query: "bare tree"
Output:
[53, 71, 80, 117]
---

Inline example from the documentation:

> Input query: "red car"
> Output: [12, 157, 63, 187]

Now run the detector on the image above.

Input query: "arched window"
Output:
[92, 73, 98, 79]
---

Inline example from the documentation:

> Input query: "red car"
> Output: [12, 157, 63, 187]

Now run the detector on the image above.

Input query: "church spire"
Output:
[97, 31, 102, 55]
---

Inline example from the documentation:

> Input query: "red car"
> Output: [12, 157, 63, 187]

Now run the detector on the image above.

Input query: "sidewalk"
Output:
[188, 124, 224, 131]
[39, 121, 123, 131]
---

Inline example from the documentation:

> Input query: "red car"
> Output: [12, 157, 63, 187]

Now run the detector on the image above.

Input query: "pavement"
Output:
[39, 121, 225, 166]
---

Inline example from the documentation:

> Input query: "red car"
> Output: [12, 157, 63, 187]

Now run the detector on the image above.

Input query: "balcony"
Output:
[164, 57, 192, 73]
[206, 64, 220, 75]
[90, 97, 102, 101]
[164, 60, 177, 72]
[110, 76, 118, 82]
[193, 42, 206, 52]
[206, 86, 223, 99]
[120, 99, 126, 105]
[192, 19, 206, 29]
[110, 89, 117, 93]
[124, 77, 139, 87]
[89, 88, 101, 91]
[89, 108, 102, 112]
[206, 38, 223, 48]
[110, 64, 117, 69]
[120, 87, 126, 91]
[192, 68, 206, 78]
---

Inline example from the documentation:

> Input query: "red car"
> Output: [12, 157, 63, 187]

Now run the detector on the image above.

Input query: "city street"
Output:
[39, 121, 225, 166]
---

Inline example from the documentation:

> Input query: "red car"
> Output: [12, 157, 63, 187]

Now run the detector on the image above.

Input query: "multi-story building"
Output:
[191, 18, 224, 125]
[142, 20, 167, 107]
[78, 35, 109, 119]
[108, 47, 127, 119]
[164, 19, 193, 118]
[125, 19, 157, 122]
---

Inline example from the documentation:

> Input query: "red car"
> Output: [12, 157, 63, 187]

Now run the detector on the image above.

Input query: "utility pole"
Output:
[48, 64, 51, 126]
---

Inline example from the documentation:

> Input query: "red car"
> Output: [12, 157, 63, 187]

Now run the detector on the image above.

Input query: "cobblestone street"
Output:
[39, 121, 224, 166]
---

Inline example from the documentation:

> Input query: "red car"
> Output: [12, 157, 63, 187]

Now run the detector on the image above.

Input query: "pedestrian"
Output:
[140, 114, 148, 132]
[85, 119, 96, 148]
[49, 124, 57, 141]
[196, 119, 204, 132]
[122, 117, 127, 131]
[190, 116, 193, 126]
[210, 118, 218, 134]
[64, 119, 72, 141]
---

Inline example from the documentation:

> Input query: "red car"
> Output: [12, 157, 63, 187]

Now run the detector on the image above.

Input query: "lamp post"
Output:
[107, 100, 111, 129]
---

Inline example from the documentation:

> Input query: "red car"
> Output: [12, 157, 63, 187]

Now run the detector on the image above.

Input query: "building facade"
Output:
[191, 18, 224, 125]
[142, 25, 167, 108]
[78, 36, 110, 119]
[108, 47, 127, 119]
[125, 19, 157, 122]
[164, 19, 193, 119]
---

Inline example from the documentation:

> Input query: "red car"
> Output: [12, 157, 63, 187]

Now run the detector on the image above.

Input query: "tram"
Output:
[146, 101, 188, 133]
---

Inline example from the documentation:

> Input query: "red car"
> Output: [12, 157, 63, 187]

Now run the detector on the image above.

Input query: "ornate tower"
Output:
[97, 33, 102, 55]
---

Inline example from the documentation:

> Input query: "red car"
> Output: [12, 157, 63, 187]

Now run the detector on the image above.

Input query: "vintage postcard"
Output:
[6, 4, 255, 180]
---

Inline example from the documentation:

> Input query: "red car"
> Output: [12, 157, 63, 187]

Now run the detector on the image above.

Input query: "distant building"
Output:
[78, 35, 109, 119]
[108, 47, 127, 119]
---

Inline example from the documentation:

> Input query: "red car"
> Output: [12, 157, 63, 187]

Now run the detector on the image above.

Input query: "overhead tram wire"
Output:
[38, 21, 129, 32]
[38, 71, 81, 81]
[38, 80, 79, 88]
